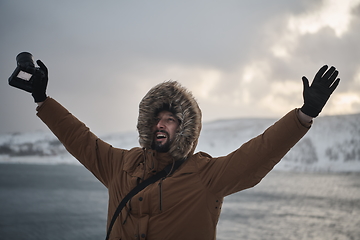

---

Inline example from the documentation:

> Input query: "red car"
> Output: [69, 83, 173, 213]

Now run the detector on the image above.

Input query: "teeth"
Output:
[157, 134, 166, 139]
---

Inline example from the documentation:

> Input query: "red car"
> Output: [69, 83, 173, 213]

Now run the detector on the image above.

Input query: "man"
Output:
[21, 60, 339, 239]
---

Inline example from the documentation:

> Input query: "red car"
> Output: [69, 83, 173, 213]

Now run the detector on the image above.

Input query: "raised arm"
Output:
[198, 65, 341, 196]
[9, 56, 123, 186]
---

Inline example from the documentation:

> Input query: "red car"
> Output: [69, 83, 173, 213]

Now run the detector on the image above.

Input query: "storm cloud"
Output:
[1, 0, 359, 135]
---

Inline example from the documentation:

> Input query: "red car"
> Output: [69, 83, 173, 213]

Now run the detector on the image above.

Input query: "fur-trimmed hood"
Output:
[137, 81, 202, 160]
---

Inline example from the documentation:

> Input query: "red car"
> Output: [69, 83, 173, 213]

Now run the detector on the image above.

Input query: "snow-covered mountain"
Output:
[1, 113, 359, 172]
[197, 113, 360, 172]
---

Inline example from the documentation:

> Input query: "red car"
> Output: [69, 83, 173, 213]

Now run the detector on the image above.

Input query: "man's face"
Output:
[151, 110, 179, 152]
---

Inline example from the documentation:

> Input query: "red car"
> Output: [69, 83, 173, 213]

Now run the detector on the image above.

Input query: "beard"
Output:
[152, 140, 171, 152]
[151, 130, 173, 153]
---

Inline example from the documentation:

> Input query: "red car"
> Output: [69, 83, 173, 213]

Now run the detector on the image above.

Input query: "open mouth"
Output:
[154, 131, 169, 144]
[156, 132, 168, 140]
[156, 134, 167, 139]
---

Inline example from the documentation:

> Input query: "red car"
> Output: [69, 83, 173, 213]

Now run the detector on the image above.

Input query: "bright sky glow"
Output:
[272, 0, 360, 58]
[289, 0, 360, 36]
[260, 81, 302, 114]
[241, 61, 271, 84]
[329, 92, 360, 114]
[195, 69, 222, 100]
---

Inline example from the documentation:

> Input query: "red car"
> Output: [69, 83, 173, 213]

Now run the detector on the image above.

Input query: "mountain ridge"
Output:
[1, 113, 359, 172]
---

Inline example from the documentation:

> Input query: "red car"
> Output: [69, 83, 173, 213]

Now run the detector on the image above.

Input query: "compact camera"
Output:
[8, 52, 44, 93]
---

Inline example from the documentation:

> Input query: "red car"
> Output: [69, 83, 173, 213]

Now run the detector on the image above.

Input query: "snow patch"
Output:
[1, 113, 359, 172]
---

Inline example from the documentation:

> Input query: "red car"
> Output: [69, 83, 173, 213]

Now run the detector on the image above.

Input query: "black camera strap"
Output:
[105, 159, 185, 240]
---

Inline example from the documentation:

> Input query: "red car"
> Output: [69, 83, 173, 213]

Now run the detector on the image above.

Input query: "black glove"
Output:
[300, 65, 340, 118]
[32, 60, 48, 103]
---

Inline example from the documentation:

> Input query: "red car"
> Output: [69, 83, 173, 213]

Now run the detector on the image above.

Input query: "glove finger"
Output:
[323, 66, 336, 82]
[302, 76, 310, 90]
[322, 69, 338, 90]
[329, 78, 340, 94]
[314, 65, 328, 83]
[329, 69, 339, 82]
[36, 60, 48, 75]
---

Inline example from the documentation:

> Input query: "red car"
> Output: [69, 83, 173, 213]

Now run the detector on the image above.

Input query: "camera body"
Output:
[8, 52, 43, 93]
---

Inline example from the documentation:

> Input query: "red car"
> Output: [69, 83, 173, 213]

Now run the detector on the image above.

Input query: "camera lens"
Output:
[16, 52, 35, 68]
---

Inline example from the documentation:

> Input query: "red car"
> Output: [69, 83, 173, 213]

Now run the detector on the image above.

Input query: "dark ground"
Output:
[1, 163, 360, 240]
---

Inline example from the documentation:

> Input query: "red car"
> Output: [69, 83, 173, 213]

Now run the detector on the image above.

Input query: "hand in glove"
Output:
[32, 60, 48, 103]
[300, 65, 340, 118]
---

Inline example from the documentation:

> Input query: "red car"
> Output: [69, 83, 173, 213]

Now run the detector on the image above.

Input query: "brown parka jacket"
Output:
[37, 81, 310, 240]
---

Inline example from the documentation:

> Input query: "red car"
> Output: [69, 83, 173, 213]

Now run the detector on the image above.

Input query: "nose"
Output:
[156, 118, 165, 129]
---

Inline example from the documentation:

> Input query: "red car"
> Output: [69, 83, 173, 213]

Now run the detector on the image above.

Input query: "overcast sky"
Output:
[1, 0, 359, 136]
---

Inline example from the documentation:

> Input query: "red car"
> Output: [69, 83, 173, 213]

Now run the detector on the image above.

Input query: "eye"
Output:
[154, 117, 160, 123]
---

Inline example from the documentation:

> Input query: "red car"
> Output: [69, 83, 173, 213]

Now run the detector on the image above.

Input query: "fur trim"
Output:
[137, 81, 202, 160]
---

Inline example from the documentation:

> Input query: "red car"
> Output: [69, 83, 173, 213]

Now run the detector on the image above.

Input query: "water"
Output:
[0, 164, 108, 240]
[217, 171, 360, 240]
[0, 164, 359, 240]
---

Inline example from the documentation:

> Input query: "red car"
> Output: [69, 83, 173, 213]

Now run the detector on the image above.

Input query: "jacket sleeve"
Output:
[196, 109, 310, 197]
[36, 97, 124, 187]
